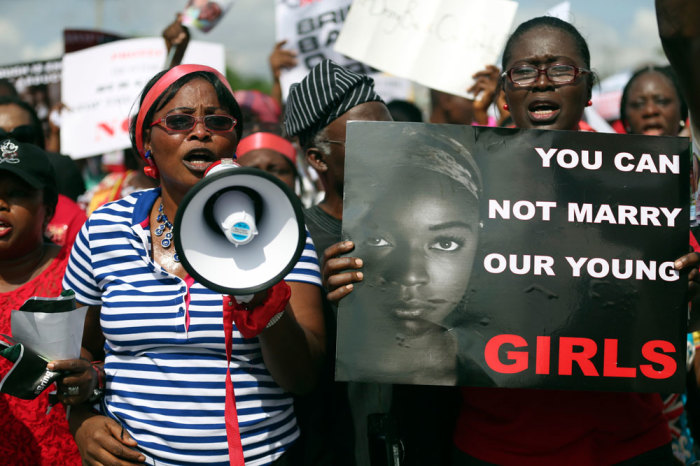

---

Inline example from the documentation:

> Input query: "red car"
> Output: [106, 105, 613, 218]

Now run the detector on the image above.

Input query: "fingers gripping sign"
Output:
[674, 250, 700, 331]
[322, 241, 364, 303]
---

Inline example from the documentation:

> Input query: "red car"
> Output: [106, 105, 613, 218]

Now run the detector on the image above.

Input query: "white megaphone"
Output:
[173, 158, 306, 295]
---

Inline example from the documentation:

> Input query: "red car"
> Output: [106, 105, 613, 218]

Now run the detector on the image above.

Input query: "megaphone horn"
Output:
[174, 159, 306, 295]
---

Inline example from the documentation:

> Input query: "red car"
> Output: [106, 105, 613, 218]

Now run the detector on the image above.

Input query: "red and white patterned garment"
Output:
[0, 246, 81, 466]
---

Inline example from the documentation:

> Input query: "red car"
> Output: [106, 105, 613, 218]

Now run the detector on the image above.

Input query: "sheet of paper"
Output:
[334, 0, 517, 98]
[61, 37, 226, 159]
[11, 306, 88, 360]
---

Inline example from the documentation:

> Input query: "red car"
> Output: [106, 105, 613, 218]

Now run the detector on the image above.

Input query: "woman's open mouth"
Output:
[528, 101, 561, 123]
[183, 149, 218, 173]
[0, 221, 12, 238]
[641, 123, 665, 136]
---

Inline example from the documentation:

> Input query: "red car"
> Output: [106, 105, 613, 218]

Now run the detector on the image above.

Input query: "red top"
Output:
[0, 246, 81, 466]
[454, 387, 670, 465]
[46, 194, 87, 252]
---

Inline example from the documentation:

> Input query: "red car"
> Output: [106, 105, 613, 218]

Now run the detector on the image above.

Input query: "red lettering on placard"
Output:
[97, 122, 114, 136]
[603, 339, 637, 377]
[559, 337, 599, 376]
[484, 334, 677, 380]
[640, 340, 677, 379]
[535, 336, 551, 374]
[484, 334, 528, 374]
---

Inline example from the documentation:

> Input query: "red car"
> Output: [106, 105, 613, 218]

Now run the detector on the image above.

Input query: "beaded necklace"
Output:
[155, 202, 179, 262]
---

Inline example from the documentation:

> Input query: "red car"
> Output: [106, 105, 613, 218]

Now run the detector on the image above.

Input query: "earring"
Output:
[503, 103, 509, 111]
[586, 100, 593, 107]
[143, 150, 159, 179]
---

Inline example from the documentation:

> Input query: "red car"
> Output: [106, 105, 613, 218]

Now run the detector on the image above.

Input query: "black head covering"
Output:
[284, 60, 383, 145]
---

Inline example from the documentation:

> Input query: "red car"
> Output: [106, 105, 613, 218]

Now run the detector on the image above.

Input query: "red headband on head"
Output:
[237, 132, 297, 165]
[134, 64, 233, 158]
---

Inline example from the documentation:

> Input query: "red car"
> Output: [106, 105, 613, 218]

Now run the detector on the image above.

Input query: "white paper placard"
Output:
[274, 0, 416, 104]
[276, 0, 373, 99]
[61, 37, 226, 159]
[11, 306, 88, 360]
[334, 0, 517, 98]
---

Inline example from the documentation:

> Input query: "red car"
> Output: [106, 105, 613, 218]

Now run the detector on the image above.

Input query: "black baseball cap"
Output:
[0, 138, 57, 192]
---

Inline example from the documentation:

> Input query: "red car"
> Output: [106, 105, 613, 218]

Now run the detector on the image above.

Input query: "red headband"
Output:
[134, 64, 233, 158]
[236, 132, 297, 165]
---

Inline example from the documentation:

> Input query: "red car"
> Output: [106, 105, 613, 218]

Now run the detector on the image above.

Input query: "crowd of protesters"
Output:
[2, 1, 700, 465]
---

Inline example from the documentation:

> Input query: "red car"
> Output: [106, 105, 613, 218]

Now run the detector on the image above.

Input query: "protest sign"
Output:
[275, 0, 414, 102]
[336, 121, 689, 393]
[60, 37, 226, 159]
[0, 59, 62, 128]
[334, 0, 517, 99]
[181, 0, 235, 33]
[64, 29, 125, 53]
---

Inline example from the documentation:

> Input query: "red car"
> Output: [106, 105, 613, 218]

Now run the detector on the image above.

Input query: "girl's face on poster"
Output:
[357, 169, 479, 338]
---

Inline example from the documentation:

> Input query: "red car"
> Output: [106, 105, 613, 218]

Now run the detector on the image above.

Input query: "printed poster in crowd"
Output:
[0, 59, 63, 128]
[60, 37, 226, 159]
[274, 0, 414, 102]
[64, 29, 125, 53]
[334, 0, 518, 98]
[336, 121, 689, 393]
[180, 0, 235, 33]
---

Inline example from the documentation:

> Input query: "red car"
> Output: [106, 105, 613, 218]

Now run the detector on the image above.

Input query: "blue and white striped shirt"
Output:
[63, 188, 322, 465]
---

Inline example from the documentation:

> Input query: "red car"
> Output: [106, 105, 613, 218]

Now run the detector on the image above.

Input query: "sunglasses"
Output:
[0, 125, 40, 144]
[150, 114, 237, 133]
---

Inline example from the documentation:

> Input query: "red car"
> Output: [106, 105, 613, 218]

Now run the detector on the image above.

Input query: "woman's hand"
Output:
[322, 241, 364, 303]
[269, 40, 298, 80]
[73, 413, 145, 465]
[48, 358, 96, 405]
[468, 65, 501, 125]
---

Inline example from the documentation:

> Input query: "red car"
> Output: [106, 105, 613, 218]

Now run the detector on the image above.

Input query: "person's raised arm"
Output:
[258, 281, 325, 394]
[269, 40, 298, 106]
[163, 14, 190, 69]
[468, 65, 501, 126]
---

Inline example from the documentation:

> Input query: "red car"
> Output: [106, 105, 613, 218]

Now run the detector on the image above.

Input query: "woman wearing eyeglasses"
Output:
[57, 64, 325, 466]
[451, 16, 682, 466]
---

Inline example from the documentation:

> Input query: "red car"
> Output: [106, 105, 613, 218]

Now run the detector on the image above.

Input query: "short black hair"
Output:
[129, 70, 243, 154]
[619, 65, 688, 126]
[0, 96, 46, 149]
[0, 79, 18, 97]
[502, 16, 591, 71]
[387, 100, 423, 122]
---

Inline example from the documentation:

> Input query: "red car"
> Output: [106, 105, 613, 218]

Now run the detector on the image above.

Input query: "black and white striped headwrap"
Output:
[284, 59, 383, 145]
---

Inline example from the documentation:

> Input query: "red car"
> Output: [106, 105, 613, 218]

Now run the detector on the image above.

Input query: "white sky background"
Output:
[0, 0, 666, 81]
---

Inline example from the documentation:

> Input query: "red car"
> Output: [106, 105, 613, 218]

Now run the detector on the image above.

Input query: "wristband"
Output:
[91, 362, 105, 390]
[224, 281, 291, 338]
[265, 311, 284, 329]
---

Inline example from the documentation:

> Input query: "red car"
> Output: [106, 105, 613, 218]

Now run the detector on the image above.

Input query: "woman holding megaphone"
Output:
[57, 64, 325, 466]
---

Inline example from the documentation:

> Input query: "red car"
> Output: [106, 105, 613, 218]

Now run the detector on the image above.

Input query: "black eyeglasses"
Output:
[0, 125, 39, 144]
[150, 114, 237, 133]
[502, 64, 590, 87]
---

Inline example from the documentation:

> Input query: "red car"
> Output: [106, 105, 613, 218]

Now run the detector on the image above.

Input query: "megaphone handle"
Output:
[234, 294, 254, 304]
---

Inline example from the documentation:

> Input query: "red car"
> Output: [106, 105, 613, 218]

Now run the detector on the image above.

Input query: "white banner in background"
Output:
[334, 0, 517, 99]
[61, 37, 226, 159]
[275, 0, 414, 103]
